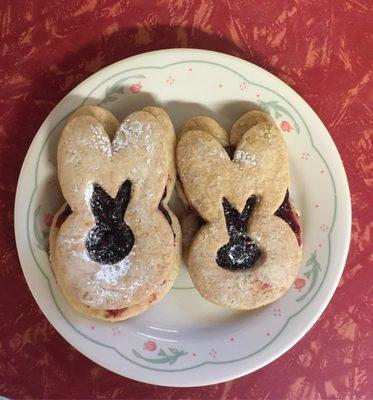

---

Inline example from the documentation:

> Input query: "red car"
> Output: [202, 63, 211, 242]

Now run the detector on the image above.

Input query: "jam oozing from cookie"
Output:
[105, 307, 128, 318]
[86, 180, 134, 265]
[275, 190, 302, 246]
[158, 186, 176, 240]
[56, 204, 72, 228]
[216, 196, 261, 270]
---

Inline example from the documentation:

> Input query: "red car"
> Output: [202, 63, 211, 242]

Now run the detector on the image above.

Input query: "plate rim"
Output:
[14, 48, 351, 387]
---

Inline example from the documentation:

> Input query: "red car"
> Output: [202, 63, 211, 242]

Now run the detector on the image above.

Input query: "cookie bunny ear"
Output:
[110, 111, 168, 209]
[58, 106, 119, 211]
[142, 106, 176, 202]
[177, 117, 229, 207]
[57, 115, 112, 212]
[69, 105, 120, 140]
[233, 122, 289, 214]
[230, 110, 274, 146]
[177, 130, 234, 221]
[180, 116, 229, 147]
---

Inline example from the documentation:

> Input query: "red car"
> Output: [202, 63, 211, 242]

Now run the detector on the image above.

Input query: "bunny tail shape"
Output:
[86, 180, 134, 265]
[216, 196, 261, 271]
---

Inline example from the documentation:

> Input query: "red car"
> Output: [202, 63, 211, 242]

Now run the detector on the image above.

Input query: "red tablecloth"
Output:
[0, 1, 371, 398]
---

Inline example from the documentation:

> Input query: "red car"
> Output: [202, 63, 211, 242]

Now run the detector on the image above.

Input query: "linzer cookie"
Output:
[49, 105, 180, 321]
[177, 110, 302, 310]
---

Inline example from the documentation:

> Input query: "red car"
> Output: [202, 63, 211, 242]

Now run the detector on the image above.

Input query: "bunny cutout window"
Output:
[86, 180, 134, 265]
[177, 111, 302, 310]
[216, 196, 261, 270]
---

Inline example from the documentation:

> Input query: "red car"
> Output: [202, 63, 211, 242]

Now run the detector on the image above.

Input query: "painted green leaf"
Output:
[132, 349, 142, 358]
[169, 348, 179, 355]
[33, 206, 48, 253]
[304, 270, 312, 279]
[132, 347, 188, 365]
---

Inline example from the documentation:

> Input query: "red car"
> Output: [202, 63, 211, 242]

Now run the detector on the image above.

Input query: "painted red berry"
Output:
[144, 340, 157, 351]
[130, 82, 142, 93]
[281, 120, 292, 132]
[294, 278, 306, 290]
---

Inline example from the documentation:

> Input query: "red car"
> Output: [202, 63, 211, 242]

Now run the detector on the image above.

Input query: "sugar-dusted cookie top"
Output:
[52, 107, 179, 312]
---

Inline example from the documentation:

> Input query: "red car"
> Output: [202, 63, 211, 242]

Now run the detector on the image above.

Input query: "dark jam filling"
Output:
[56, 204, 72, 228]
[158, 186, 176, 240]
[274, 190, 302, 246]
[105, 307, 127, 318]
[225, 145, 236, 160]
[216, 196, 261, 271]
[85, 180, 135, 265]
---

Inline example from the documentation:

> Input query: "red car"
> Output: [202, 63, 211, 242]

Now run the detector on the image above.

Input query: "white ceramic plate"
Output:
[15, 49, 351, 387]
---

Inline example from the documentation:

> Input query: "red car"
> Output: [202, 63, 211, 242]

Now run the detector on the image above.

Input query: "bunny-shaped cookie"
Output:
[177, 111, 302, 310]
[177, 112, 283, 258]
[49, 105, 180, 321]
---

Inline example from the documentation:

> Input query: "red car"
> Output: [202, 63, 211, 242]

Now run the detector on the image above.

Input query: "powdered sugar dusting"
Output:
[145, 140, 154, 152]
[84, 182, 94, 207]
[89, 124, 112, 156]
[95, 257, 132, 285]
[235, 150, 257, 167]
[136, 177, 144, 188]
[60, 231, 140, 308]
[83, 247, 137, 307]
[112, 120, 156, 154]
[207, 146, 227, 159]
[112, 119, 143, 154]
[84, 286, 125, 307]
[260, 125, 277, 141]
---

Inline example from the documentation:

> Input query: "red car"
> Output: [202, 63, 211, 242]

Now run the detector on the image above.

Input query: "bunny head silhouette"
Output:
[216, 196, 261, 270]
[51, 106, 179, 319]
[177, 111, 302, 310]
